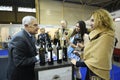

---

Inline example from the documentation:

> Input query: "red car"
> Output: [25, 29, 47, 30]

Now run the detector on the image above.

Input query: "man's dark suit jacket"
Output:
[37, 33, 51, 44]
[7, 29, 37, 80]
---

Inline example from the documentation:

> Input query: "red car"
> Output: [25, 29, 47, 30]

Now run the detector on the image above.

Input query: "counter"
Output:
[34, 60, 74, 80]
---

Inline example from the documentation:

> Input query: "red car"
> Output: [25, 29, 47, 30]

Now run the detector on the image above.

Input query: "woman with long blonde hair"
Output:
[71, 9, 115, 80]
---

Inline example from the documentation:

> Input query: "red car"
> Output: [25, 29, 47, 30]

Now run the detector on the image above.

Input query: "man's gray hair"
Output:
[22, 16, 36, 26]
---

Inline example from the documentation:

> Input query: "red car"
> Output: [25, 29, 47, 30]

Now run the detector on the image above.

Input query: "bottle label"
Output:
[48, 52, 51, 59]
[59, 50, 62, 59]
[45, 53, 48, 62]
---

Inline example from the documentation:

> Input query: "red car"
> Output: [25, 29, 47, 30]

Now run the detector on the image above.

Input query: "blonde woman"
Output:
[71, 9, 115, 80]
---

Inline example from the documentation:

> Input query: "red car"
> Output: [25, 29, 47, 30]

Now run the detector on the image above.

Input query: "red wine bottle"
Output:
[63, 40, 67, 61]
[57, 40, 62, 64]
[39, 41, 46, 66]
[47, 41, 54, 65]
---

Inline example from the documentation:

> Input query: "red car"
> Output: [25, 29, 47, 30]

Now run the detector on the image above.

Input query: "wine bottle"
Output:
[63, 40, 68, 61]
[39, 41, 46, 66]
[57, 40, 62, 64]
[47, 41, 54, 65]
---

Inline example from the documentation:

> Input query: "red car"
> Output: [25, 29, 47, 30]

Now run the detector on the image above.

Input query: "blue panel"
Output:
[0, 49, 8, 56]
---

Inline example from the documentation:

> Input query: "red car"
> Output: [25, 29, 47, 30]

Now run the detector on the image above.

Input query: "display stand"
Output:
[34, 60, 74, 80]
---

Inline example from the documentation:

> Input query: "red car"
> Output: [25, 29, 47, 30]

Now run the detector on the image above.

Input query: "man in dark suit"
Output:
[37, 28, 51, 45]
[7, 16, 39, 80]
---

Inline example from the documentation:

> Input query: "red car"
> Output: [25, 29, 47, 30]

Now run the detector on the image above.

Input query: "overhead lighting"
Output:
[0, 6, 12, 11]
[18, 7, 36, 13]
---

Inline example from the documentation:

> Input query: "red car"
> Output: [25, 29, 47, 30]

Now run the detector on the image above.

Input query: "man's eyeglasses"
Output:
[29, 24, 39, 28]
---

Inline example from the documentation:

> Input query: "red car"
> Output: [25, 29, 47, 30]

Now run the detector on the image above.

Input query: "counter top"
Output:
[35, 60, 73, 71]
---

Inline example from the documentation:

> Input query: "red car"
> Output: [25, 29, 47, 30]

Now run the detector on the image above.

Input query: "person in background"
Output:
[71, 9, 115, 80]
[54, 20, 72, 47]
[68, 21, 89, 80]
[53, 31, 59, 46]
[8, 35, 12, 43]
[8, 35, 11, 41]
[37, 28, 51, 45]
[7, 16, 39, 80]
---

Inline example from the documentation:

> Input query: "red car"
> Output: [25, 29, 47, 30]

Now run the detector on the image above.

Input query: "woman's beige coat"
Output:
[83, 28, 115, 80]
